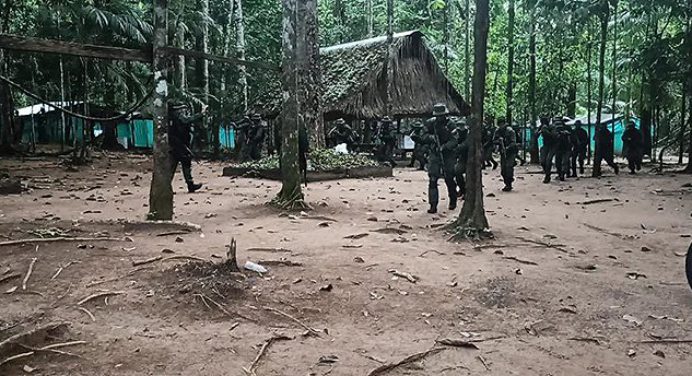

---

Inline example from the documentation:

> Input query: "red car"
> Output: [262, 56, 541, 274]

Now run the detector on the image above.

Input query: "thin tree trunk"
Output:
[680, 84, 687, 164]
[610, 0, 618, 149]
[148, 0, 174, 220]
[275, 0, 305, 209]
[593, 0, 609, 177]
[386, 0, 394, 116]
[176, 20, 187, 90]
[0, 0, 13, 154]
[454, 0, 490, 238]
[528, 3, 538, 164]
[217, 0, 234, 158]
[586, 25, 593, 164]
[366, 0, 374, 36]
[505, 0, 515, 124]
[464, 0, 471, 99]
[299, 0, 324, 149]
[235, 0, 248, 112]
[201, 0, 211, 153]
[80, 59, 89, 161]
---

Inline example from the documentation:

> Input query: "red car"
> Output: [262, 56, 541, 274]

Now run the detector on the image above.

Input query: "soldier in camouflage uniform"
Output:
[452, 123, 469, 198]
[328, 118, 357, 151]
[408, 122, 427, 170]
[168, 102, 206, 193]
[493, 118, 518, 191]
[422, 104, 458, 214]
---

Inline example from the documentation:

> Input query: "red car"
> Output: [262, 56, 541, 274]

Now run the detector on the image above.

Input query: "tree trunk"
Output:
[505, 0, 515, 124]
[593, 0, 609, 177]
[385, 0, 394, 115]
[235, 0, 248, 112]
[528, 3, 538, 164]
[586, 25, 593, 163]
[201, 0, 211, 153]
[175, 20, 187, 90]
[148, 0, 174, 220]
[217, 0, 235, 158]
[681, 83, 687, 164]
[566, 83, 577, 118]
[610, 0, 618, 150]
[464, 0, 471, 99]
[454, 0, 490, 238]
[0, 0, 12, 154]
[366, 0, 374, 37]
[274, 0, 306, 210]
[298, 0, 324, 149]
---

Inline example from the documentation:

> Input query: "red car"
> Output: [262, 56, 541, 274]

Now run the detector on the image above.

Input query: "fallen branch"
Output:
[246, 247, 292, 253]
[1, 340, 85, 366]
[243, 335, 293, 375]
[0, 351, 35, 366]
[305, 215, 338, 222]
[637, 339, 692, 344]
[435, 339, 479, 349]
[22, 257, 37, 290]
[514, 236, 568, 253]
[161, 255, 209, 263]
[568, 337, 601, 345]
[388, 269, 418, 283]
[155, 231, 192, 237]
[502, 256, 538, 266]
[77, 291, 125, 305]
[77, 307, 96, 322]
[0, 322, 68, 356]
[477, 355, 491, 371]
[366, 347, 444, 376]
[263, 306, 320, 336]
[131, 255, 163, 266]
[582, 223, 624, 238]
[578, 198, 616, 205]
[194, 293, 256, 322]
[0, 237, 122, 247]
[51, 261, 80, 280]
[0, 273, 20, 284]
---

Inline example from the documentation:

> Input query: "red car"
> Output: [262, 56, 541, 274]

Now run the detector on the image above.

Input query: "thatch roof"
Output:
[253, 31, 470, 120]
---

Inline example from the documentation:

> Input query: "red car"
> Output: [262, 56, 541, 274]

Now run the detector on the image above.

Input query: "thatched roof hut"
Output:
[253, 30, 470, 120]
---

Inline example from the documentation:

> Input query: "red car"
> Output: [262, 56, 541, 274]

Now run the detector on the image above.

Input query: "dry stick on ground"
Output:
[246, 247, 293, 253]
[155, 230, 192, 237]
[503, 256, 538, 265]
[131, 255, 163, 266]
[77, 306, 96, 322]
[263, 306, 321, 336]
[243, 335, 293, 375]
[0, 237, 122, 247]
[161, 255, 209, 262]
[0, 273, 20, 284]
[514, 236, 569, 253]
[637, 339, 692, 344]
[578, 198, 616, 205]
[77, 291, 125, 305]
[22, 257, 37, 290]
[195, 293, 256, 322]
[51, 261, 80, 280]
[365, 347, 445, 376]
[477, 355, 491, 371]
[435, 339, 480, 349]
[582, 223, 625, 238]
[1, 340, 86, 366]
[0, 322, 68, 356]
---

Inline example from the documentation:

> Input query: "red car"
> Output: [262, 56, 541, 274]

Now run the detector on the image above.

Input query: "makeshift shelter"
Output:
[253, 30, 470, 120]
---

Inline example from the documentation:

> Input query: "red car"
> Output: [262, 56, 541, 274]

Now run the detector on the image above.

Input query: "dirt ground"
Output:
[0, 152, 691, 376]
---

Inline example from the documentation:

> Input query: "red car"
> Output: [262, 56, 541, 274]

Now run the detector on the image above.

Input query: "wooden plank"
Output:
[160, 46, 278, 71]
[0, 34, 151, 62]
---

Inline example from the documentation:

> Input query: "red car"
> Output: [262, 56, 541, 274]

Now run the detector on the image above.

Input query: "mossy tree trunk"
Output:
[148, 0, 174, 220]
[273, 0, 306, 210]
[452, 0, 490, 239]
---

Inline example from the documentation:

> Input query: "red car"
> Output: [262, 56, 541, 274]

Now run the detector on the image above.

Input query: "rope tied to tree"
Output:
[0, 73, 154, 122]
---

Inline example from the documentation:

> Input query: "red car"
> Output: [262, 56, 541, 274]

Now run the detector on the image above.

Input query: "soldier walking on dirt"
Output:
[592, 124, 620, 177]
[494, 118, 518, 191]
[570, 120, 589, 177]
[168, 102, 206, 193]
[622, 120, 643, 174]
[422, 104, 458, 213]
[554, 119, 573, 182]
[539, 117, 558, 183]
[453, 123, 469, 198]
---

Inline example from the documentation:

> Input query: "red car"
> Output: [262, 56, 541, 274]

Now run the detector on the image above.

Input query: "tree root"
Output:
[269, 193, 312, 211]
[446, 223, 494, 242]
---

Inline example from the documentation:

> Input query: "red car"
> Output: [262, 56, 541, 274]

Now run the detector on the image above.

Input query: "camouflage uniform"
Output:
[423, 105, 458, 213]
[168, 103, 204, 192]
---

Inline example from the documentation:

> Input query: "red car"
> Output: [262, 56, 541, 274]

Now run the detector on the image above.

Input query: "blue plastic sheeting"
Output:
[131, 119, 154, 148]
[219, 125, 236, 149]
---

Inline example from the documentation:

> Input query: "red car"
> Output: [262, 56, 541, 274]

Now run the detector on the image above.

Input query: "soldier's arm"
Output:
[441, 137, 458, 152]
[178, 112, 205, 125]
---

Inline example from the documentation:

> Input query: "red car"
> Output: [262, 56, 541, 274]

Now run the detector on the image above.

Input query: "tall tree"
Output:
[592, 0, 609, 177]
[235, 0, 248, 112]
[148, 0, 174, 220]
[452, 0, 491, 239]
[299, 0, 324, 149]
[528, 1, 539, 163]
[464, 0, 471, 99]
[505, 0, 516, 124]
[274, 0, 307, 210]
[366, 0, 374, 37]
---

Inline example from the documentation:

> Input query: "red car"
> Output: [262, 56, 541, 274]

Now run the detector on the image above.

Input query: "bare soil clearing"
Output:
[0, 154, 691, 375]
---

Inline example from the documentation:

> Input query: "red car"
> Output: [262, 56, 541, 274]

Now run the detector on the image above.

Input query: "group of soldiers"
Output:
[327, 117, 399, 166]
[536, 116, 644, 182]
[234, 114, 267, 162]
